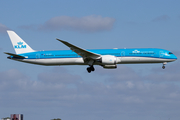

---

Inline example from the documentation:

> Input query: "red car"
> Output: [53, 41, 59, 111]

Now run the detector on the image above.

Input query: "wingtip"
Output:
[4, 52, 10, 55]
[56, 38, 66, 43]
[56, 38, 61, 41]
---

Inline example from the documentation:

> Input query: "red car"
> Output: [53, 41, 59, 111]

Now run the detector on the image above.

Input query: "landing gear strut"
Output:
[87, 66, 95, 73]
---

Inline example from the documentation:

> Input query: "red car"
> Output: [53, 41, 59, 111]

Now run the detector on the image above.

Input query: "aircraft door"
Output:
[36, 54, 40, 59]
[121, 51, 125, 57]
[121, 51, 125, 61]
[159, 51, 164, 58]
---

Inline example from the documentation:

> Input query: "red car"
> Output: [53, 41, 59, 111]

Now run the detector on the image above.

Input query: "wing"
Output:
[56, 39, 101, 60]
[4, 52, 25, 58]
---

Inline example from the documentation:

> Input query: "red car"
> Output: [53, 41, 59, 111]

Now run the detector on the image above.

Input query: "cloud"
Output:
[38, 67, 82, 84]
[95, 65, 140, 82]
[1, 64, 180, 120]
[145, 61, 180, 82]
[152, 15, 170, 22]
[38, 15, 115, 32]
[0, 23, 9, 34]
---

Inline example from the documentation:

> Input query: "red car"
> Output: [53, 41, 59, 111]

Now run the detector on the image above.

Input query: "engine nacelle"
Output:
[99, 55, 120, 65]
[102, 64, 117, 69]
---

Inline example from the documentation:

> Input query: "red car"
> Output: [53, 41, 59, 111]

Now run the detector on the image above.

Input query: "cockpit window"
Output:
[169, 52, 173, 54]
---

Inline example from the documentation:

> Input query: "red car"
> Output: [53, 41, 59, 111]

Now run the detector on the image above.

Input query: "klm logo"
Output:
[132, 50, 140, 53]
[14, 42, 26, 49]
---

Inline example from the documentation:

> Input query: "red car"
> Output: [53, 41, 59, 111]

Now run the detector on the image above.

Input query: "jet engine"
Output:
[98, 55, 120, 65]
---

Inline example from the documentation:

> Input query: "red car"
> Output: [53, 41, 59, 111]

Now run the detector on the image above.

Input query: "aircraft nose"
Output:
[172, 54, 177, 61]
[175, 55, 177, 60]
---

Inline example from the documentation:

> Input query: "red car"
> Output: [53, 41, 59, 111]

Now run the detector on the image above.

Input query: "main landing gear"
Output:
[87, 66, 95, 73]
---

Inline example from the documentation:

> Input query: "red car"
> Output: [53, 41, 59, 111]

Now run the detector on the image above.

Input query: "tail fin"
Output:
[7, 30, 34, 54]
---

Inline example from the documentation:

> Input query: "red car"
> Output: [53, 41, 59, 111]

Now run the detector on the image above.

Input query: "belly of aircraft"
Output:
[13, 58, 85, 66]
[119, 57, 175, 64]
[11, 57, 175, 66]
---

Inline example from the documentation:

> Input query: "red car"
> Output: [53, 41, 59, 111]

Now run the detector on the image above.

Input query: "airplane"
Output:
[5, 30, 177, 73]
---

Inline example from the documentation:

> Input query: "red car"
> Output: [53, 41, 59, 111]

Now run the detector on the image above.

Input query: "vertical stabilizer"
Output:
[7, 30, 34, 54]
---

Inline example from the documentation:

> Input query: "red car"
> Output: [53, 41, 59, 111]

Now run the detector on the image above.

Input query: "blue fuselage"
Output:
[10, 48, 177, 66]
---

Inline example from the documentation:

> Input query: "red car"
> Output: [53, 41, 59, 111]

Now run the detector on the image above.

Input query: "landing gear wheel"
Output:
[87, 67, 91, 73]
[162, 62, 167, 69]
[162, 66, 165, 69]
[86, 66, 95, 73]
[90, 66, 95, 71]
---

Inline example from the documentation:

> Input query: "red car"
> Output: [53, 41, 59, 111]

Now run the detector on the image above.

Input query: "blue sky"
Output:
[0, 0, 180, 120]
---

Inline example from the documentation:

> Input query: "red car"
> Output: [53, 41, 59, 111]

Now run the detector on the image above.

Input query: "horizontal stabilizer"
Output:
[4, 52, 25, 58]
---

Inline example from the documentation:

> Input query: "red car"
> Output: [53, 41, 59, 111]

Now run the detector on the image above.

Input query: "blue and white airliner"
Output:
[5, 31, 177, 73]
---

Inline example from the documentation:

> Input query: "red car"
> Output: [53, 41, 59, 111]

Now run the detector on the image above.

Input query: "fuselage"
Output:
[9, 48, 177, 66]
[6, 30, 178, 73]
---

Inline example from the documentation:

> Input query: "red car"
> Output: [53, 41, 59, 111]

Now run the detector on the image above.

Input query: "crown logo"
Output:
[133, 50, 140, 53]
[17, 41, 23, 45]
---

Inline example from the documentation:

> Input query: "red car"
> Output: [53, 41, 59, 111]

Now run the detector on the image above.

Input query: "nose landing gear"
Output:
[162, 65, 165, 69]
[162, 62, 167, 69]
